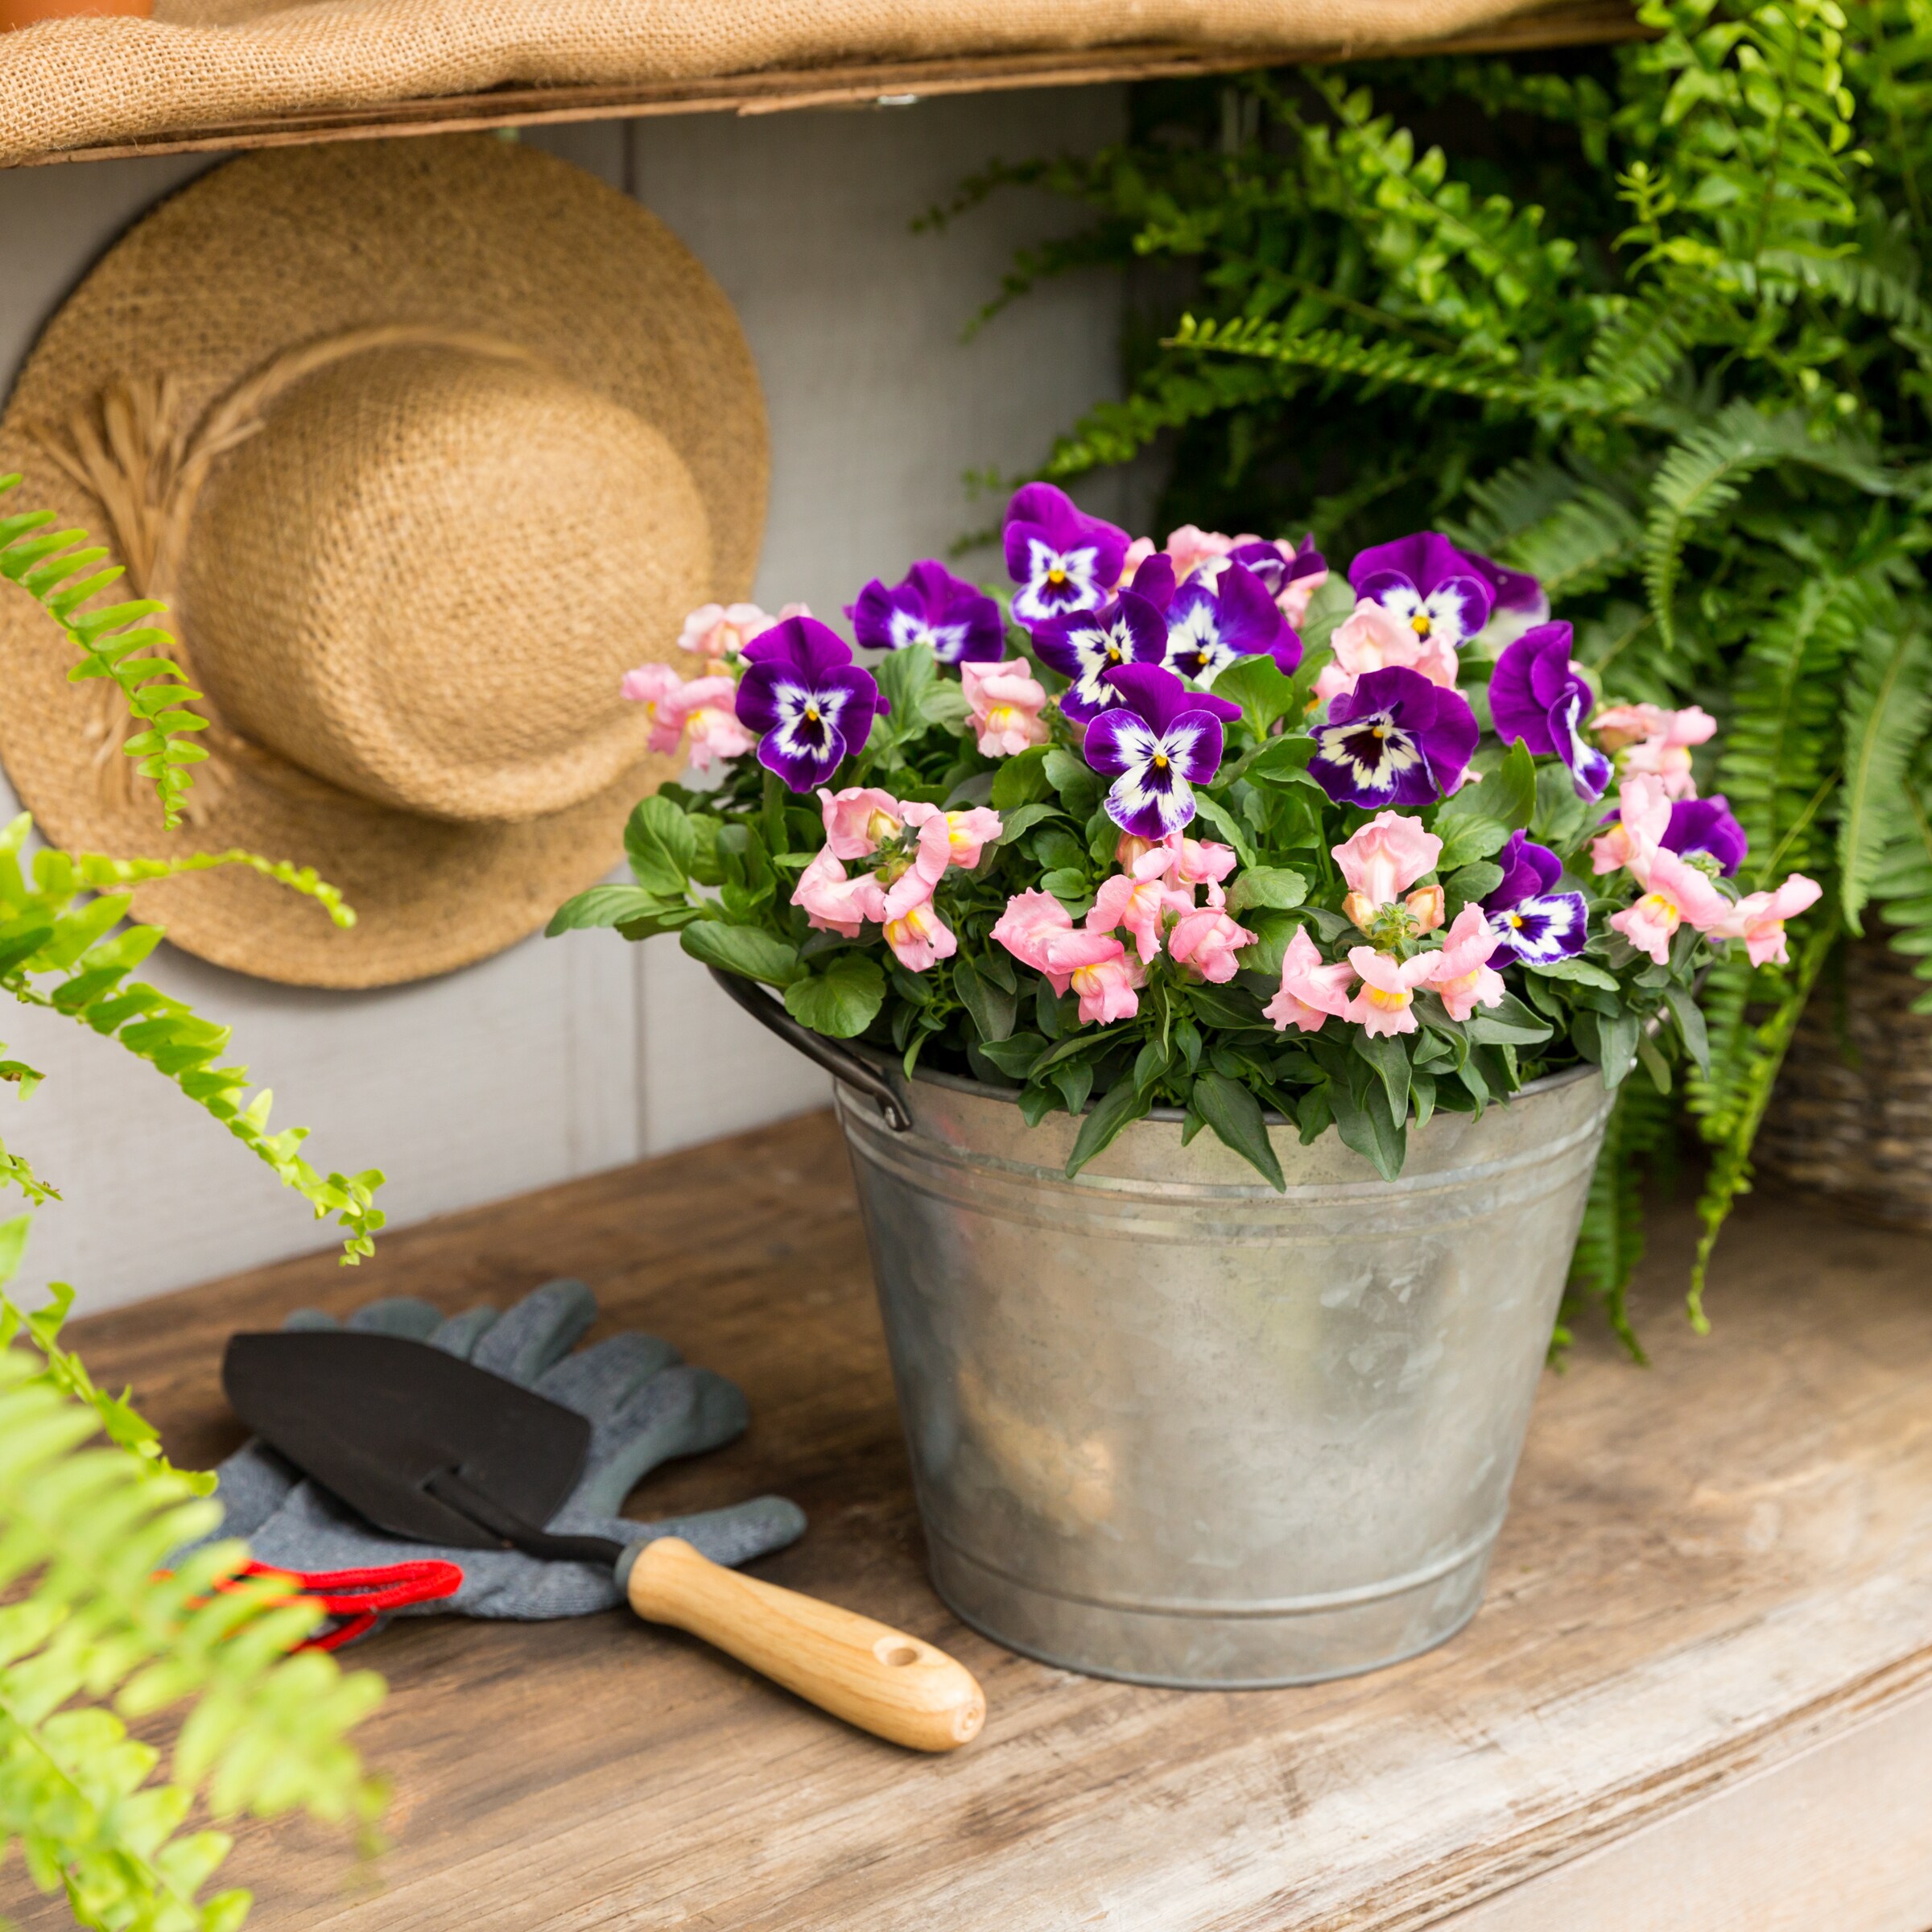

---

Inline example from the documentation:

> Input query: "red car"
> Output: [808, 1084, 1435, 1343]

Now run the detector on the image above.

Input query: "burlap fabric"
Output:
[0, 0, 1549, 167]
[0, 136, 768, 987]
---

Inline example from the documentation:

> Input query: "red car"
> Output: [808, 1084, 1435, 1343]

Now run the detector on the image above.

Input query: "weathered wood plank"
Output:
[8, 1115, 1930, 1930]
[7, 1, 1645, 169]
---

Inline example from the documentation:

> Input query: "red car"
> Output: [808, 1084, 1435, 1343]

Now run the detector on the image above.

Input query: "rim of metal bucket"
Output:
[707, 967, 1602, 1136]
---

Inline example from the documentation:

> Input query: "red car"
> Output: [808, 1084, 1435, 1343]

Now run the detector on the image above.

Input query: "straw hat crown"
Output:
[0, 136, 767, 986]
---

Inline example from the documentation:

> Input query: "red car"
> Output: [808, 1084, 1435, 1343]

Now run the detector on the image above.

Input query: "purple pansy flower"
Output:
[1463, 549, 1550, 648]
[1488, 621, 1612, 800]
[1030, 588, 1168, 724]
[846, 559, 1004, 664]
[1308, 665, 1480, 809]
[1002, 482, 1130, 627]
[734, 616, 890, 792]
[1662, 795, 1748, 876]
[1481, 830, 1588, 964]
[1348, 532, 1495, 653]
[1162, 559, 1302, 687]
[1084, 664, 1242, 839]
[1227, 535, 1326, 603]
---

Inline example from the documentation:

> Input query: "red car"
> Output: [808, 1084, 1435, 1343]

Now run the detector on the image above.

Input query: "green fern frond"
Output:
[1687, 919, 1836, 1331]
[0, 1342, 386, 1932]
[1567, 1074, 1679, 1361]
[1871, 778, 1932, 1013]
[1643, 405, 1897, 649]
[0, 478, 208, 832]
[1838, 622, 1932, 931]
[1166, 315, 1544, 405]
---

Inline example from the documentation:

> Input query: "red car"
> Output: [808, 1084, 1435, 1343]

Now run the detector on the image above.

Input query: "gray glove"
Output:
[185, 1279, 805, 1638]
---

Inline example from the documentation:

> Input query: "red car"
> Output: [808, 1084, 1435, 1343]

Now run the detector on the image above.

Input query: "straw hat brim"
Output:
[0, 136, 766, 988]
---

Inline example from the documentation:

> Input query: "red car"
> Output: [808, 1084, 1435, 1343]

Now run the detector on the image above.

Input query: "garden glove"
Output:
[180, 1279, 805, 1645]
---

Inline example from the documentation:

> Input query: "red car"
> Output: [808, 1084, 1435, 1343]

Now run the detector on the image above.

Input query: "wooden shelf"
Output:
[10, 1, 1645, 168]
[13, 1110, 1932, 1930]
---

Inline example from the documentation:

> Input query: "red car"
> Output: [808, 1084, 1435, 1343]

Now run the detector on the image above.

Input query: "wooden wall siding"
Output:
[6, 0, 1646, 168]
[0, 100, 1133, 1311]
[9, 1115, 1930, 1930]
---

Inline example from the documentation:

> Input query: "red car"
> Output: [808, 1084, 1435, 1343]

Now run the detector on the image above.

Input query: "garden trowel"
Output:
[222, 1329, 985, 1751]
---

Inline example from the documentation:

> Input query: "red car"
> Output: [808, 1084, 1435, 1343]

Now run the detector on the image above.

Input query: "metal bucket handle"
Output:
[706, 966, 913, 1133]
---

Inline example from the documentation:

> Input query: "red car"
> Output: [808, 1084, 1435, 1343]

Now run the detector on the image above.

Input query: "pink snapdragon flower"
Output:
[991, 890, 1144, 1022]
[791, 848, 887, 939]
[1168, 906, 1256, 983]
[1167, 835, 1238, 895]
[1709, 873, 1823, 968]
[1264, 927, 1356, 1033]
[620, 665, 756, 768]
[1612, 704, 1718, 800]
[1278, 562, 1327, 629]
[819, 786, 906, 860]
[902, 801, 1004, 878]
[1424, 906, 1506, 1022]
[679, 602, 778, 667]
[1314, 598, 1460, 709]
[1165, 526, 1237, 583]
[1088, 866, 1190, 964]
[1591, 774, 1673, 877]
[1591, 701, 1667, 751]
[1343, 947, 1437, 1038]
[1333, 811, 1443, 931]
[1405, 884, 1447, 935]
[1609, 848, 1732, 963]
[881, 889, 957, 972]
[961, 658, 1051, 758]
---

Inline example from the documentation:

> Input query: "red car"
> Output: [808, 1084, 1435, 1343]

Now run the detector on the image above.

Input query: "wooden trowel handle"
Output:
[625, 1537, 985, 1752]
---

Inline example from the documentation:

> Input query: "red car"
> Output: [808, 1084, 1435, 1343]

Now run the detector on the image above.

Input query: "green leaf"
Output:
[1351, 1029, 1411, 1125]
[625, 795, 697, 895]
[1662, 982, 1710, 1075]
[679, 922, 804, 987]
[1212, 654, 1298, 736]
[1444, 861, 1505, 906]
[546, 884, 679, 936]
[993, 800, 1061, 845]
[977, 1031, 1046, 1078]
[1466, 993, 1554, 1046]
[1435, 815, 1512, 871]
[1065, 1078, 1153, 1179]
[1189, 792, 1257, 866]
[1329, 1076, 1407, 1181]
[783, 952, 886, 1038]
[873, 643, 938, 747]
[1530, 956, 1620, 991]
[1479, 740, 1538, 830]
[1245, 733, 1319, 786]
[991, 747, 1051, 809]
[1839, 626, 1932, 933]
[952, 955, 1017, 1044]
[1226, 865, 1308, 915]
[1191, 1070, 1286, 1189]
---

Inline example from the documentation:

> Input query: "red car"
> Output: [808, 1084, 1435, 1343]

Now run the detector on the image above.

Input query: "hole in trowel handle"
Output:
[875, 1639, 922, 1668]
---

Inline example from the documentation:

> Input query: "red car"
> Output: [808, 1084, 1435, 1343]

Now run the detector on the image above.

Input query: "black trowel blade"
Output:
[222, 1330, 592, 1551]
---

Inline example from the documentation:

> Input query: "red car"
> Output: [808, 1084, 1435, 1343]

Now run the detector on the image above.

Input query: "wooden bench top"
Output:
[11, 1110, 1932, 1930]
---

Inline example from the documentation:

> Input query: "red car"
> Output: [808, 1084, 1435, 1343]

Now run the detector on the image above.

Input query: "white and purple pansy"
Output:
[1348, 532, 1496, 654]
[1308, 665, 1480, 810]
[1002, 481, 1131, 627]
[1225, 535, 1326, 603]
[1463, 549, 1550, 649]
[1162, 559, 1302, 687]
[1480, 831, 1588, 964]
[1030, 587, 1169, 724]
[1083, 664, 1243, 839]
[846, 559, 1004, 665]
[734, 616, 890, 793]
[1488, 621, 1612, 799]
[1662, 795, 1748, 876]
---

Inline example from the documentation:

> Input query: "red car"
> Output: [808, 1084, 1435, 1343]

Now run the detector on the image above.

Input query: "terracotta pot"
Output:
[0, 0, 150, 28]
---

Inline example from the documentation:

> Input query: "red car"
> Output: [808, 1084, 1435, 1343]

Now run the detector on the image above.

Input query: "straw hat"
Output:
[0, 135, 767, 987]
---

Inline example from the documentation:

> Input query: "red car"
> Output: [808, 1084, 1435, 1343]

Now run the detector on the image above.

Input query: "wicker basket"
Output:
[1757, 938, 1932, 1229]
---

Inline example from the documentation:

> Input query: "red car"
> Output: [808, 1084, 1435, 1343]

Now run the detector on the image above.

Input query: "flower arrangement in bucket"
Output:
[558, 486, 1817, 1199]
[555, 485, 1823, 1686]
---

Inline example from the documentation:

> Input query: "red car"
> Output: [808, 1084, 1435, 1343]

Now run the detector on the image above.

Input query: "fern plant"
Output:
[0, 489, 390, 1926]
[958, 0, 1932, 1338]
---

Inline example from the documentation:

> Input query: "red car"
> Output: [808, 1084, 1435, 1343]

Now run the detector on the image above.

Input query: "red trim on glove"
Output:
[226, 1558, 464, 1649]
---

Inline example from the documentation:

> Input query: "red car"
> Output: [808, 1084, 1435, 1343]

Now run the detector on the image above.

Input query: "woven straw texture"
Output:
[0, 136, 768, 987]
[1757, 939, 1932, 1230]
[0, 0, 1545, 165]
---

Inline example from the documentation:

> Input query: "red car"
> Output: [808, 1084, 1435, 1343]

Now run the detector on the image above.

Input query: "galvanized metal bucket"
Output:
[713, 972, 1612, 1688]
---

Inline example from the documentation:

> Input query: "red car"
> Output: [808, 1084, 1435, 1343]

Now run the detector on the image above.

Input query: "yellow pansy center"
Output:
[1411, 613, 1432, 636]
